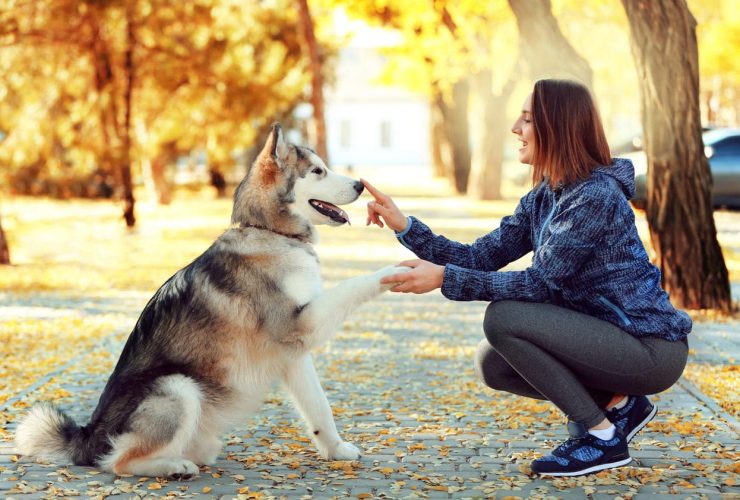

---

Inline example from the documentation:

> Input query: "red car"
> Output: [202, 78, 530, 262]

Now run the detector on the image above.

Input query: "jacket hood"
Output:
[595, 158, 635, 199]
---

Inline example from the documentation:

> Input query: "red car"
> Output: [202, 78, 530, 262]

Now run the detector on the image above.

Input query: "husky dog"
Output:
[15, 123, 408, 478]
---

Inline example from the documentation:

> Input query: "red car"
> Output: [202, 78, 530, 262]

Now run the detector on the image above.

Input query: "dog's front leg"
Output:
[281, 353, 360, 460]
[299, 265, 410, 349]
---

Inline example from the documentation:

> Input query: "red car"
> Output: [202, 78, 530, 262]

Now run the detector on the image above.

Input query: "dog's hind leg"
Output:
[184, 419, 223, 466]
[281, 354, 360, 460]
[98, 374, 203, 478]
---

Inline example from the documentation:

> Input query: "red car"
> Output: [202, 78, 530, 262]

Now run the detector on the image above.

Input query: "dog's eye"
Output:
[312, 167, 323, 175]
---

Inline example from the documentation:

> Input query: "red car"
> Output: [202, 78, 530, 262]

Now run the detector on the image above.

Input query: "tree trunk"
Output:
[508, 0, 593, 88]
[621, 0, 731, 312]
[209, 163, 228, 198]
[438, 79, 472, 194]
[151, 160, 172, 204]
[88, 6, 135, 226]
[704, 89, 716, 125]
[120, 4, 136, 227]
[0, 213, 9, 265]
[430, 89, 453, 179]
[468, 71, 516, 200]
[144, 141, 176, 205]
[430, 6, 472, 192]
[297, 0, 328, 163]
[430, 99, 446, 178]
[89, 11, 118, 194]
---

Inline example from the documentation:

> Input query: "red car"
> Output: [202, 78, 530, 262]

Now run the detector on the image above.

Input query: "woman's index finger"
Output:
[360, 178, 387, 201]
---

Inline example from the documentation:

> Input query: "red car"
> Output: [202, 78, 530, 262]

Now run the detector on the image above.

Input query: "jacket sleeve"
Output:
[440, 186, 618, 302]
[395, 192, 534, 271]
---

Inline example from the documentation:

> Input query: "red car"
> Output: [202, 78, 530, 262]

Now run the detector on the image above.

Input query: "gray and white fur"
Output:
[15, 123, 409, 478]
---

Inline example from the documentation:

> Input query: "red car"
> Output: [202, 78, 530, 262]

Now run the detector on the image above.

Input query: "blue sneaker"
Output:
[606, 395, 657, 442]
[531, 422, 631, 477]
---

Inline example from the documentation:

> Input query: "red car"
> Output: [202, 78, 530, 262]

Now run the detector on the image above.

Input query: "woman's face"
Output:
[511, 93, 535, 165]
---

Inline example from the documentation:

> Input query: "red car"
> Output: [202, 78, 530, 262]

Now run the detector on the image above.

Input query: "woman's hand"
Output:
[380, 259, 444, 294]
[361, 178, 408, 232]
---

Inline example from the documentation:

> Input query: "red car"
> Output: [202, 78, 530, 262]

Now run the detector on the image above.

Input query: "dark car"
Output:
[629, 128, 740, 209]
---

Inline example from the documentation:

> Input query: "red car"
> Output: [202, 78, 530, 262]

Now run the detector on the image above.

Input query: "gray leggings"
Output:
[476, 301, 688, 429]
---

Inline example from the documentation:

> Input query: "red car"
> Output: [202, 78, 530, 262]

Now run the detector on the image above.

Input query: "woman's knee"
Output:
[474, 339, 491, 384]
[474, 338, 508, 389]
[483, 300, 521, 346]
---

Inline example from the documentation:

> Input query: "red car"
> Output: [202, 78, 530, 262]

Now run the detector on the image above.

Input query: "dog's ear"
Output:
[259, 122, 289, 165]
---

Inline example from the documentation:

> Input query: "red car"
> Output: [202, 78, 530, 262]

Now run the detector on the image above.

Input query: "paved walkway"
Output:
[0, 175, 738, 498]
[1, 286, 738, 499]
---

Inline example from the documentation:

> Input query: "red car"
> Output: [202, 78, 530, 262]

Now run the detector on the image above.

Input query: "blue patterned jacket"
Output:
[396, 158, 692, 341]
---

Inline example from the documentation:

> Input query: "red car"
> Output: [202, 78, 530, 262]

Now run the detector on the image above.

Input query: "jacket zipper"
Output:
[537, 202, 557, 248]
[597, 295, 632, 327]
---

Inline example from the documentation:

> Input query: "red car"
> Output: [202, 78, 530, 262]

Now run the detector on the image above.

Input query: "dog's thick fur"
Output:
[15, 124, 407, 478]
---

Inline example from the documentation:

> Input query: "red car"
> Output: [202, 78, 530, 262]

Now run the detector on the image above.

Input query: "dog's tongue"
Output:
[333, 206, 350, 225]
[311, 199, 350, 224]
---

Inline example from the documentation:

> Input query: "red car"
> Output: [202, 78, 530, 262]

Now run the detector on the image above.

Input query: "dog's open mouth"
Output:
[309, 199, 350, 224]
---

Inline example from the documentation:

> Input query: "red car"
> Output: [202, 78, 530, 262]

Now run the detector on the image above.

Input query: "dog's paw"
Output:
[166, 459, 200, 480]
[378, 264, 413, 274]
[376, 265, 413, 292]
[326, 441, 361, 461]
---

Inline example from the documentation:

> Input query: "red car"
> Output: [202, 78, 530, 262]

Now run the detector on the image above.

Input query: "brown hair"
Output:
[531, 79, 612, 189]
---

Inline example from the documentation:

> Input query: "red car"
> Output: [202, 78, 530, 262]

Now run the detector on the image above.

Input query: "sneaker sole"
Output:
[626, 403, 658, 443]
[537, 456, 633, 477]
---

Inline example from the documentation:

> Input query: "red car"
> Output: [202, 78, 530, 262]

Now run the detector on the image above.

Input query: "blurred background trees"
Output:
[0, 0, 738, 311]
[0, 0, 315, 225]
[0, 215, 8, 264]
[2, 0, 736, 207]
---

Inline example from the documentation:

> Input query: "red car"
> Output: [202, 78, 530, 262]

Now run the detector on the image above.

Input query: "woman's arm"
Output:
[441, 186, 618, 302]
[364, 179, 534, 271]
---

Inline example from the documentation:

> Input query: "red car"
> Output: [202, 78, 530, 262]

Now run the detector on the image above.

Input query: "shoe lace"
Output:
[553, 435, 588, 456]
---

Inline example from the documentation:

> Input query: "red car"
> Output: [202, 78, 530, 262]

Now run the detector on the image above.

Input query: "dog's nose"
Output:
[353, 181, 364, 194]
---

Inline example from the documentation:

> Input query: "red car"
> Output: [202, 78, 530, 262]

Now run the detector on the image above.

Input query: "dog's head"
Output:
[231, 123, 364, 240]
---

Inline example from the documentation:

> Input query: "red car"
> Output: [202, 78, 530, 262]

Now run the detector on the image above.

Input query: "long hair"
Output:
[531, 79, 612, 189]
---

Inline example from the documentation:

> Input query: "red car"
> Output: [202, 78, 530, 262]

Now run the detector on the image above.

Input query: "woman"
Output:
[363, 79, 691, 477]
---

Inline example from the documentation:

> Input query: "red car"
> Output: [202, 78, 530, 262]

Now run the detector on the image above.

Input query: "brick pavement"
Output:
[1, 287, 738, 499]
[0, 172, 738, 498]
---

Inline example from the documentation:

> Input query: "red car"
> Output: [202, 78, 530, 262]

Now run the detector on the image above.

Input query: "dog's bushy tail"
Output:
[15, 403, 85, 464]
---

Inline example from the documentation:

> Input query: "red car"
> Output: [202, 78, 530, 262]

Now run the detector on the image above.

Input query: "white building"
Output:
[324, 31, 430, 168]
